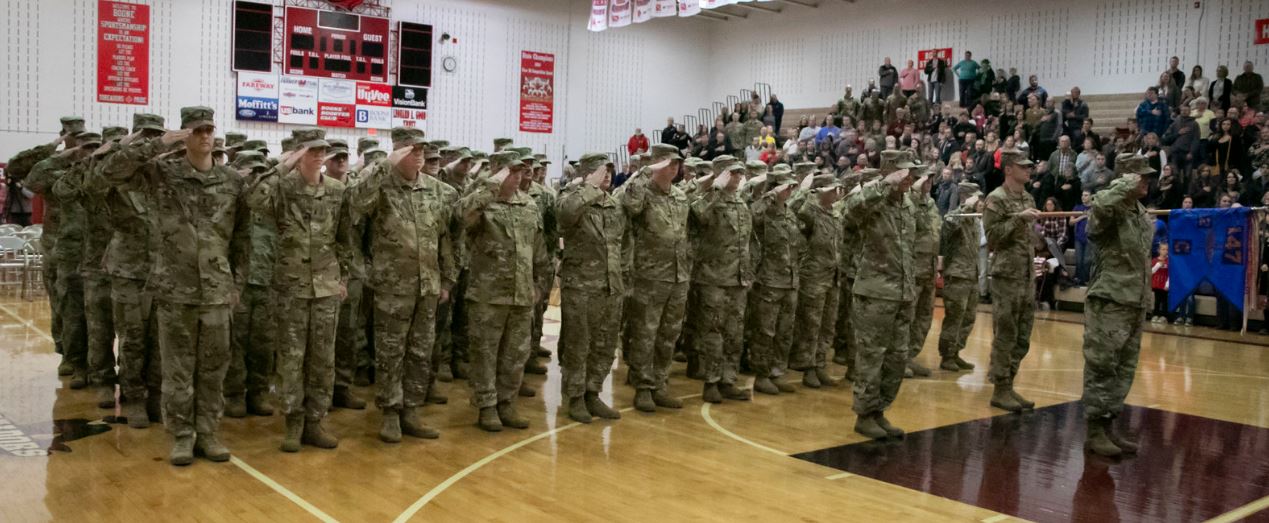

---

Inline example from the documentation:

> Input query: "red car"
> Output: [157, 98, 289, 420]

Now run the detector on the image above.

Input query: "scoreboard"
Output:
[283, 6, 390, 83]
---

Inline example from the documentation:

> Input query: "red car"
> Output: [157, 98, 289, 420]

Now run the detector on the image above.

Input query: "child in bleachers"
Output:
[1151, 244, 1172, 323]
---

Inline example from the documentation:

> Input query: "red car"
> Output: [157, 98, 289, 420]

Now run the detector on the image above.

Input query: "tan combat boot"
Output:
[719, 383, 751, 401]
[97, 385, 117, 409]
[652, 389, 683, 409]
[497, 401, 529, 429]
[246, 392, 274, 416]
[584, 392, 621, 420]
[567, 396, 592, 424]
[194, 433, 231, 462]
[907, 361, 932, 377]
[802, 370, 822, 388]
[990, 385, 1022, 412]
[853, 414, 888, 439]
[302, 418, 340, 448]
[634, 390, 656, 413]
[124, 400, 150, 429]
[332, 386, 366, 410]
[170, 435, 195, 466]
[400, 407, 440, 439]
[1106, 417, 1138, 454]
[223, 394, 247, 418]
[280, 414, 303, 452]
[753, 376, 780, 395]
[874, 413, 905, 437]
[814, 368, 838, 387]
[1009, 389, 1035, 410]
[702, 383, 723, 404]
[478, 407, 503, 432]
[379, 408, 402, 443]
[1085, 418, 1123, 457]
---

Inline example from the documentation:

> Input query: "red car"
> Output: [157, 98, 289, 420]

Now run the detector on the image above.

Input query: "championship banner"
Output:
[588, 0, 609, 32]
[519, 51, 555, 133]
[236, 72, 280, 122]
[1168, 208, 1252, 312]
[652, 0, 677, 17]
[609, 0, 632, 28]
[97, 0, 150, 105]
[678, 0, 701, 17]
[633, 0, 653, 23]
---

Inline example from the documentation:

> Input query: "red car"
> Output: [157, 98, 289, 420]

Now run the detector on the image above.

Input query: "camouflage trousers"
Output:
[156, 302, 231, 438]
[851, 295, 911, 415]
[906, 273, 937, 360]
[937, 276, 979, 358]
[696, 284, 748, 385]
[45, 263, 62, 353]
[626, 279, 689, 391]
[466, 301, 532, 408]
[276, 295, 339, 421]
[1081, 297, 1145, 420]
[558, 287, 621, 399]
[84, 273, 117, 387]
[113, 277, 160, 402]
[335, 278, 366, 389]
[432, 269, 471, 376]
[988, 277, 1035, 387]
[530, 264, 557, 352]
[831, 277, 856, 370]
[747, 284, 797, 379]
[54, 265, 87, 371]
[360, 288, 375, 372]
[790, 279, 838, 371]
[373, 292, 437, 410]
[677, 284, 701, 357]
[226, 284, 274, 398]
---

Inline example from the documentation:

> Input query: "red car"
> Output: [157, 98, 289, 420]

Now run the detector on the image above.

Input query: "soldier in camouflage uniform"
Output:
[747, 166, 802, 395]
[415, 141, 461, 406]
[247, 129, 350, 452]
[529, 153, 558, 363]
[620, 144, 690, 412]
[458, 150, 550, 431]
[847, 157, 917, 440]
[937, 182, 983, 372]
[434, 147, 475, 383]
[835, 86, 859, 122]
[677, 155, 726, 380]
[53, 126, 126, 408]
[984, 150, 1041, 413]
[1081, 155, 1155, 457]
[224, 132, 247, 162]
[903, 166, 940, 378]
[27, 124, 94, 389]
[351, 128, 456, 442]
[322, 140, 369, 410]
[692, 159, 753, 402]
[790, 174, 843, 389]
[860, 91, 885, 129]
[102, 107, 251, 466]
[725, 114, 745, 154]
[556, 153, 625, 423]
[831, 168, 879, 380]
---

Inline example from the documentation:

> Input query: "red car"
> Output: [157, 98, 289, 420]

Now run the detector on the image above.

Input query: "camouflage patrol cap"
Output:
[957, 181, 982, 200]
[745, 160, 768, 177]
[793, 162, 817, 177]
[391, 127, 426, 149]
[493, 138, 514, 149]
[325, 139, 350, 159]
[682, 157, 702, 168]
[489, 150, 527, 173]
[1000, 150, 1034, 167]
[76, 132, 102, 147]
[769, 163, 794, 184]
[364, 149, 387, 163]
[440, 146, 459, 159]
[453, 147, 473, 161]
[858, 167, 881, 182]
[357, 137, 380, 154]
[291, 128, 330, 150]
[880, 150, 919, 172]
[577, 153, 613, 176]
[232, 151, 269, 172]
[808, 173, 841, 193]
[422, 141, 442, 160]
[101, 126, 128, 143]
[711, 155, 739, 174]
[241, 139, 270, 155]
[213, 137, 227, 154]
[281, 137, 296, 152]
[535, 153, 551, 165]
[225, 132, 248, 149]
[60, 116, 86, 136]
[471, 150, 488, 160]
[132, 113, 165, 133]
[1114, 153, 1156, 176]
[647, 144, 683, 164]
[180, 106, 216, 130]
[431, 140, 450, 149]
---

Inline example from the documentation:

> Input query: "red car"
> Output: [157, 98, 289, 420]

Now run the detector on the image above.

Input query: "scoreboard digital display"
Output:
[283, 6, 390, 83]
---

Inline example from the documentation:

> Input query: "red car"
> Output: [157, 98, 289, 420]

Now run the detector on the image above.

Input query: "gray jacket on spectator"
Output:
[1161, 115, 1200, 162]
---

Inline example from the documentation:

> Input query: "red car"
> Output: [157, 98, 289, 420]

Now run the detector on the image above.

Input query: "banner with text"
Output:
[236, 72, 280, 122]
[391, 85, 429, 128]
[97, 0, 150, 105]
[917, 48, 953, 70]
[245, 74, 393, 129]
[588, 0, 608, 31]
[519, 51, 555, 134]
[1168, 208, 1252, 312]
[1256, 18, 1269, 45]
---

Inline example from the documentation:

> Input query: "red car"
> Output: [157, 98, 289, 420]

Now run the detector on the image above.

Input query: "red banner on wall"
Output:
[97, 0, 150, 105]
[519, 51, 555, 134]
[917, 48, 953, 70]
[1256, 19, 1269, 45]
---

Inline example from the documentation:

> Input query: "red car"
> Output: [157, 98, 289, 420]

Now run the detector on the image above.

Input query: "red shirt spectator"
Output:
[1151, 256, 1168, 290]
[627, 129, 649, 155]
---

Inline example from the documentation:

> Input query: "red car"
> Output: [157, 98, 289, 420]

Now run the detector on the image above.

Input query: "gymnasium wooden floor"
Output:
[1, 293, 1268, 522]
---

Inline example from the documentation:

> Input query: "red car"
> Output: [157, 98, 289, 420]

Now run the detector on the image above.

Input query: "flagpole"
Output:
[945, 207, 1269, 218]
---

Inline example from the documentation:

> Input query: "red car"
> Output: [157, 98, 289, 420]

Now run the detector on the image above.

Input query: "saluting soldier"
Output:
[747, 165, 802, 395]
[904, 162, 940, 378]
[324, 139, 369, 411]
[937, 182, 984, 372]
[789, 174, 843, 389]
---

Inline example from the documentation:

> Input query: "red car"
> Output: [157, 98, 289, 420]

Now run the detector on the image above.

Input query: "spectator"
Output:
[1209, 65, 1234, 111]
[768, 94, 785, 136]
[816, 116, 842, 145]
[627, 128, 649, 155]
[953, 51, 980, 107]
[1140, 132, 1166, 173]
[899, 59, 920, 97]
[924, 55, 947, 103]
[1185, 65, 1211, 103]
[1076, 137, 1098, 185]
[1233, 61, 1264, 111]
[744, 137, 763, 162]
[1221, 172, 1242, 203]
[1209, 118, 1243, 176]
[1054, 164, 1082, 211]
[1189, 165, 1220, 207]
[1136, 87, 1171, 138]
[1157, 165, 1186, 209]
[1061, 86, 1089, 137]
[1162, 103, 1201, 172]
[1072, 118, 1101, 153]
[1006, 67, 1022, 103]
[1165, 56, 1185, 93]
[992, 68, 1010, 97]
[833, 155, 852, 176]
[1016, 75, 1049, 107]
[760, 142, 779, 165]
[1037, 196, 1069, 271]
[1180, 86, 1198, 112]
[1086, 153, 1114, 194]
[1193, 97, 1216, 140]
[1150, 245, 1171, 323]
[935, 167, 957, 214]
[879, 57, 898, 98]
[662, 118, 677, 146]
[1070, 190, 1093, 284]
[4, 178, 33, 226]
[861, 79, 881, 100]
[1032, 98, 1063, 162]
[705, 131, 734, 160]
[757, 126, 776, 147]
[975, 59, 995, 106]
[612, 163, 633, 188]
[1013, 128, 1031, 158]
[1157, 72, 1181, 113]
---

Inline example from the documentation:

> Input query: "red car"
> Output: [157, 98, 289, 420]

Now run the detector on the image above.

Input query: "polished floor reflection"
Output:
[1, 294, 1268, 522]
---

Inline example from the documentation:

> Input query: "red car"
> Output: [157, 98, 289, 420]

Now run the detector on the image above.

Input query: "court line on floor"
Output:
[0, 303, 52, 340]
[980, 514, 1011, 523]
[1205, 494, 1269, 523]
[394, 393, 702, 522]
[230, 456, 340, 523]
[825, 472, 855, 480]
[700, 403, 790, 457]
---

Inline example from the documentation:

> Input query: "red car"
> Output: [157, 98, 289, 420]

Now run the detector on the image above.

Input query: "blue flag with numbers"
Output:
[1167, 208, 1251, 312]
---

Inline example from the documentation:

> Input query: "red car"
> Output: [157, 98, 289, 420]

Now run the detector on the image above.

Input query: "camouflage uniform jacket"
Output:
[1087, 180, 1152, 307]
[846, 182, 915, 302]
[860, 97, 884, 124]
[101, 139, 250, 306]
[53, 154, 113, 275]
[351, 162, 458, 297]
[28, 156, 86, 267]
[5, 143, 57, 183]
[97, 139, 157, 281]
[689, 189, 753, 287]
[248, 170, 351, 299]
[742, 119, 764, 149]
[458, 184, 549, 307]
[983, 185, 1037, 282]
[835, 196, 863, 280]
[619, 178, 691, 284]
[836, 97, 860, 121]
[557, 183, 625, 295]
[911, 193, 941, 280]
[725, 122, 745, 150]
[242, 169, 279, 287]
[940, 202, 981, 281]
[796, 198, 841, 284]
[751, 193, 802, 289]
[332, 174, 368, 282]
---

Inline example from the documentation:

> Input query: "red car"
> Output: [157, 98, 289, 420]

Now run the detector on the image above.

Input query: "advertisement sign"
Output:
[355, 82, 391, 106]
[518, 51, 555, 134]
[391, 85, 428, 128]
[355, 106, 391, 128]
[320, 78, 356, 104]
[278, 75, 319, 125]
[317, 102, 355, 128]
[97, 0, 150, 105]
[391, 108, 428, 128]
[236, 72, 279, 122]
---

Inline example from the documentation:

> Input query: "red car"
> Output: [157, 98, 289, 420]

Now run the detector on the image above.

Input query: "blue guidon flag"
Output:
[1168, 207, 1252, 312]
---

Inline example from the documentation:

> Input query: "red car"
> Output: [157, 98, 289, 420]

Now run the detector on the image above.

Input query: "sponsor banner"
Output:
[237, 96, 279, 122]
[652, 0, 677, 17]
[238, 71, 278, 98]
[633, 0, 652, 23]
[1257, 19, 1269, 45]
[97, 0, 150, 105]
[355, 105, 391, 129]
[278, 75, 319, 125]
[392, 85, 428, 110]
[317, 102, 355, 128]
[391, 107, 427, 128]
[518, 51, 555, 134]
[588, 0, 608, 32]
[678, 0, 700, 17]
[609, 0, 632, 28]
[320, 78, 356, 104]
[356, 82, 391, 106]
